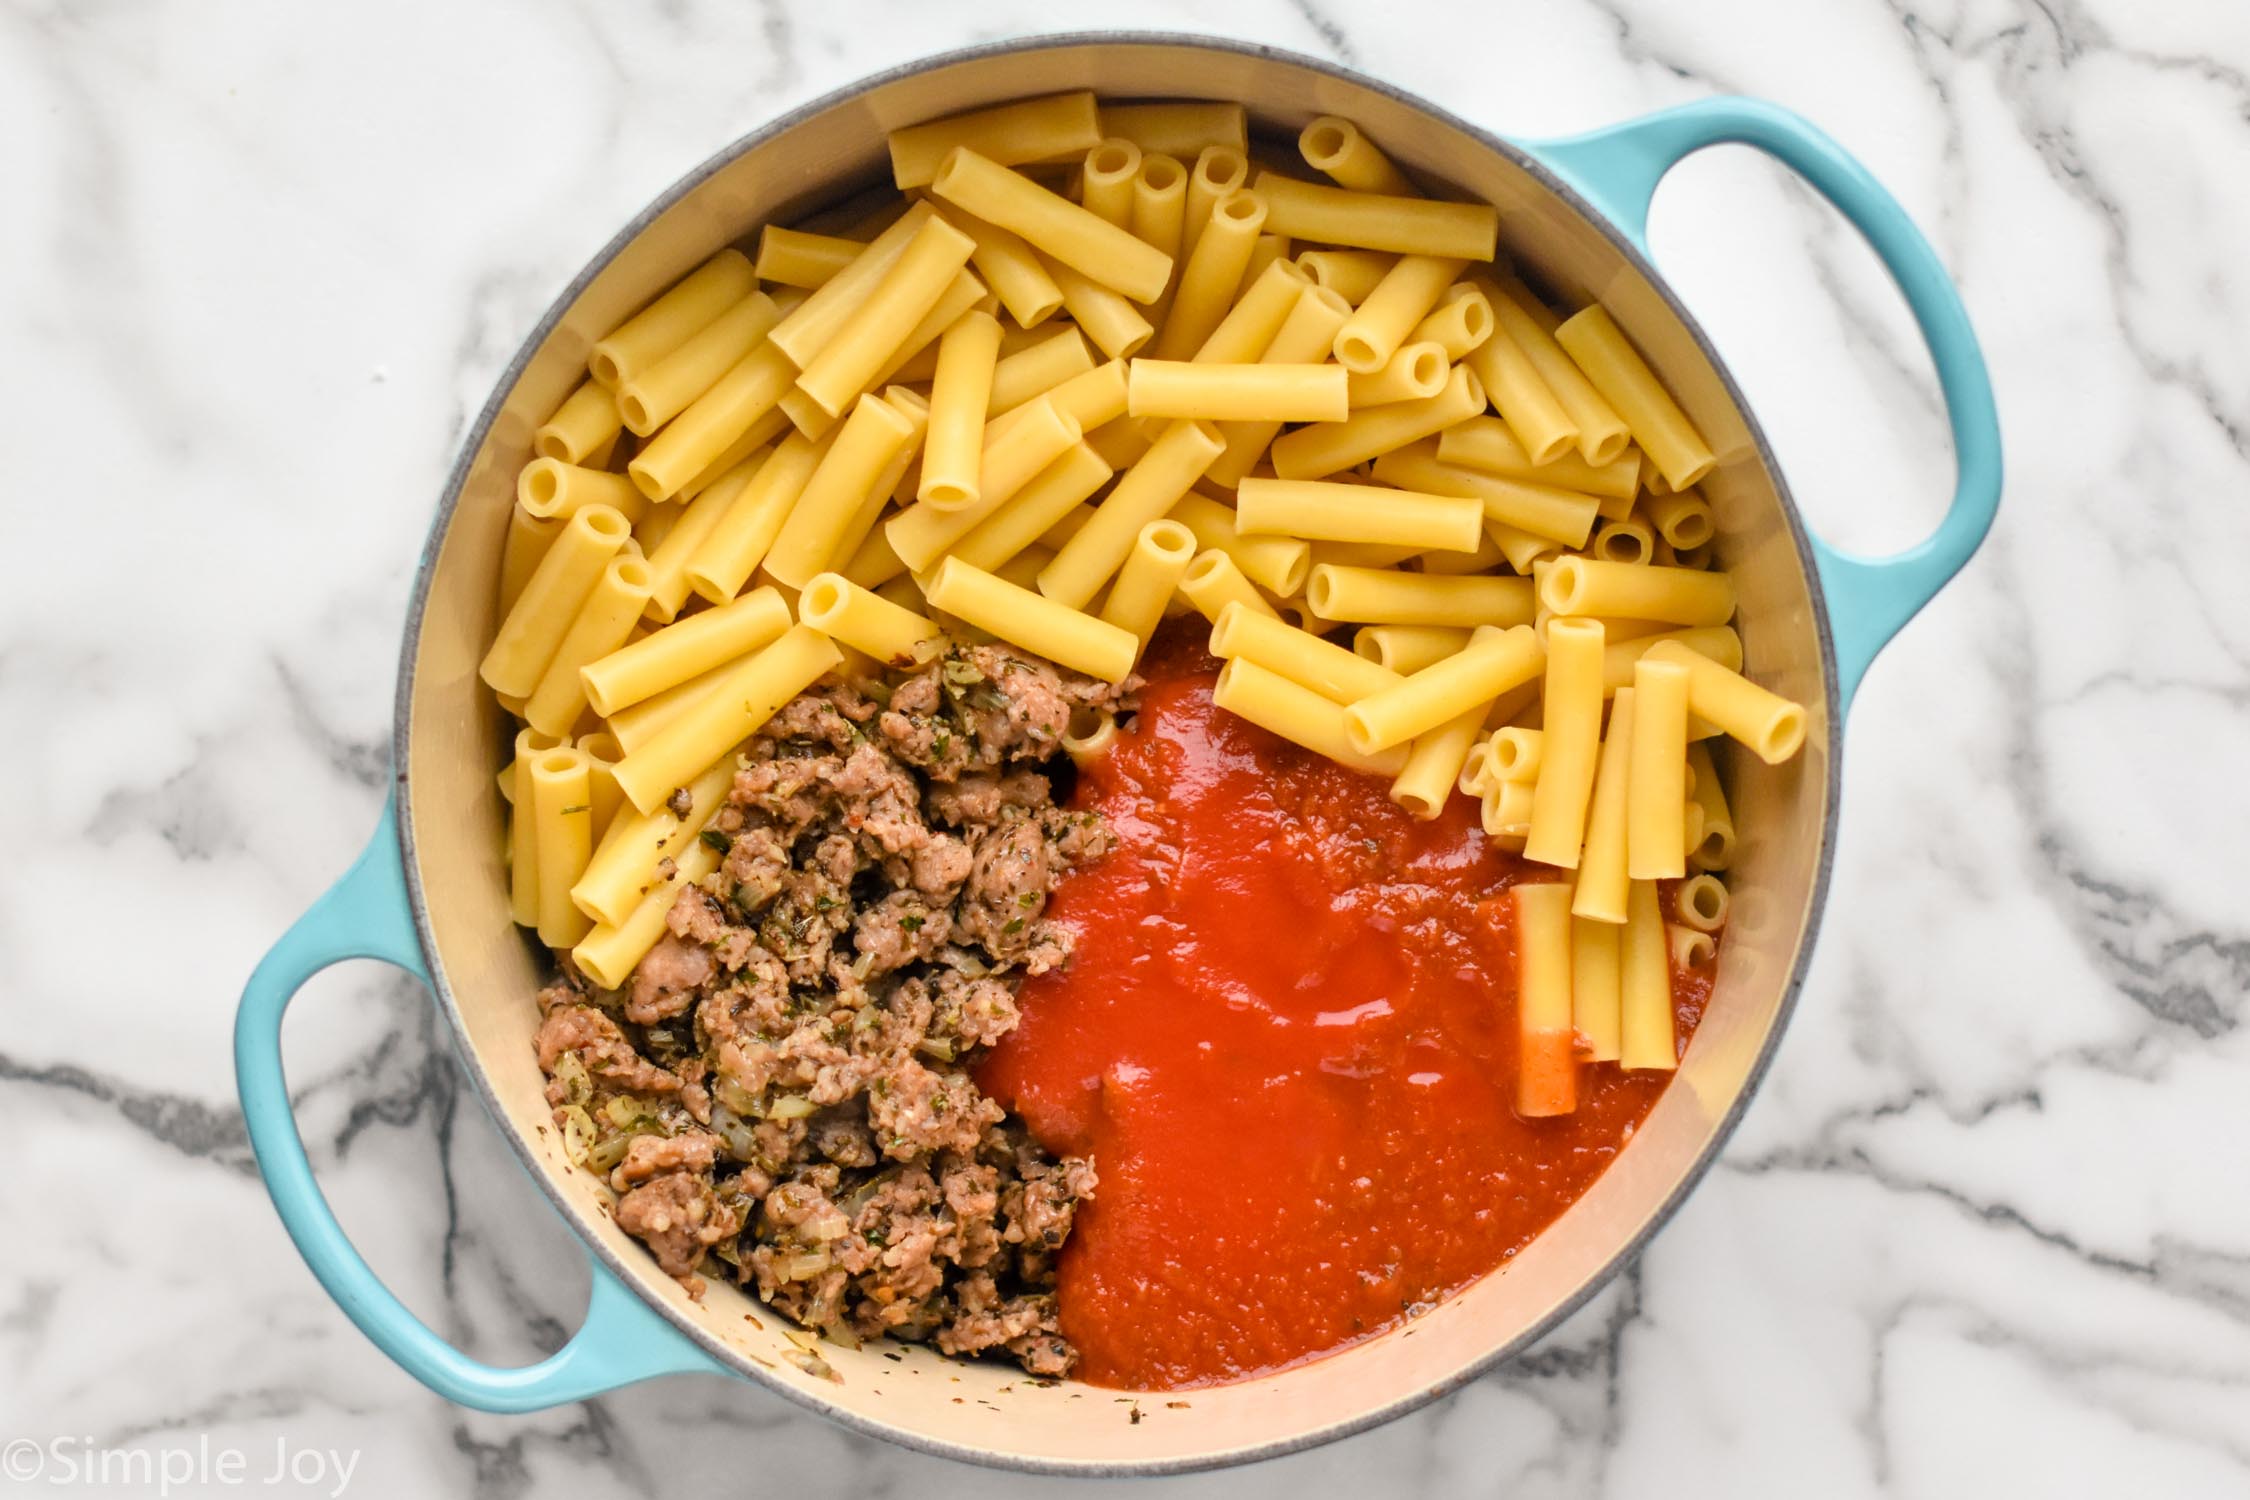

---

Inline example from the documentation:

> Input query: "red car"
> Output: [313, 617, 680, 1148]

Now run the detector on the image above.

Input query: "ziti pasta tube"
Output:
[761, 394, 918, 588]
[683, 436, 820, 605]
[1391, 705, 1485, 821]
[1189, 257, 1310, 364]
[889, 398, 1084, 573]
[1209, 601, 1402, 704]
[766, 203, 936, 366]
[1061, 709, 1120, 766]
[932, 148, 1175, 306]
[499, 508, 561, 618]
[1434, 414, 1642, 502]
[1129, 153, 1187, 270]
[799, 573, 943, 667]
[1235, 477, 1482, 553]
[611, 626, 845, 814]
[1182, 146, 1251, 260]
[518, 460, 646, 524]
[1169, 492, 1310, 596]
[1178, 549, 1277, 624]
[925, 557, 1138, 684]
[1299, 116, 1416, 196]
[571, 755, 737, 927]
[1641, 640, 1809, 765]
[589, 249, 755, 390]
[1598, 625, 1743, 693]
[1213, 657, 1408, 777]
[481, 504, 630, 698]
[1251, 173, 1497, 261]
[1410, 285, 1494, 361]
[948, 443, 1114, 574]
[1333, 254, 1466, 374]
[1347, 343, 1449, 407]
[1594, 517, 1656, 566]
[1481, 273, 1632, 466]
[1685, 741, 1736, 870]
[572, 835, 724, 990]
[1541, 556, 1736, 627]
[795, 217, 978, 419]
[1571, 914, 1624, 1062]
[1146, 189, 1268, 360]
[987, 327, 1094, 417]
[1081, 138, 1142, 226]
[1267, 363, 1483, 480]
[1513, 881, 1579, 1117]
[527, 747, 596, 950]
[1353, 624, 1470, 675]
[1464, 299, 1578, 465]
[1098, 520, 1197, 647]
[920, 309, 1004, 510]
[1343, 624, 1545, 754]
[535, 380, 624, 464]
[1296, 248, 1394, 305]
[887, 91, 1102, 190]
[1625, 656, 1691, 880]
[618, 289, 784, 435]
[524, 553, 655, 737]
[1099, 101, 1247, 159]
[1487, 726, 1544, 784]
[627, 343, 796, 501]
[1553, 305, 1716, 490]
[1677, 873, 1730, 933]
[645, 452, 775, 620]
[1127, 361, 1350, 423]
[579, 587, 792, 717]
[1619, 879, 1675, 1071]
[1045, 256, 1155, 358]
[754, 226, 862, 289]
[1205, 283, 1354, 487]
[1039, 418, 1224, 609]
[1643, 486, 1716, 550]
[1306, 565, 1533, 629]
[506, 727, 563, 926]
[949, 207, 1066, 328]
[576, 731, 625, 843]
[1523, 618, 1605, 869]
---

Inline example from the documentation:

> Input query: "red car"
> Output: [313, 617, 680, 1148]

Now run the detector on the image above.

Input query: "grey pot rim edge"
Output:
[385, 29, 1843, 1477]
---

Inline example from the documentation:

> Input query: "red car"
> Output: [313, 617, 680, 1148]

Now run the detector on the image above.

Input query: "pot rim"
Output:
[389, 29, 1841, 1475]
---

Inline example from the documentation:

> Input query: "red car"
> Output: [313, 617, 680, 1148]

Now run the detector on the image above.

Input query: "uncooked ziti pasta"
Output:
[481, 88, 1808, 1385]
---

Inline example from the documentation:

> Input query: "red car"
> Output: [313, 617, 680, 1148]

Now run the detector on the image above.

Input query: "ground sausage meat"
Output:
[533, 641, 1130, 1378]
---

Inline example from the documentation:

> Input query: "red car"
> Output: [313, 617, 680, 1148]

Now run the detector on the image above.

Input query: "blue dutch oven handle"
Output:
[1523, 97, 2003, 713]
[235, 794, 728, 1411]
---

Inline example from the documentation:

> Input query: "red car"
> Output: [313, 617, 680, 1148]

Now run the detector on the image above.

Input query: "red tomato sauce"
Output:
[977, 629, 1710, 1390]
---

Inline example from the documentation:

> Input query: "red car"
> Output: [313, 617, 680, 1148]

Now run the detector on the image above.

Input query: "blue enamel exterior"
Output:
[233, 796, 727, 1411]
[235, 86, 1997, 1425]
[1522, 97, 2003, 712]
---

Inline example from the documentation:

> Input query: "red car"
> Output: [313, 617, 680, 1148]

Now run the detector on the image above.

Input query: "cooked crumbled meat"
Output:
[534, 640, 1133, 1375]
[666, 786, 693, 818]
[851, 891, 952, 978]
[625, 933, 712, 1025]
[536, 999, 681, 1098]
[955, 821, 1052, 960]
[868, 1060, 1004, 1159]
[615, 1171, 743, 1290]
[908, 832, 974, 897]
[611, 1130, 720, 1189]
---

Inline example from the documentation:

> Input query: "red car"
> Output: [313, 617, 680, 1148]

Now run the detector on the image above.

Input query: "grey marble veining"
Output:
[4, 0, 2247, 1495]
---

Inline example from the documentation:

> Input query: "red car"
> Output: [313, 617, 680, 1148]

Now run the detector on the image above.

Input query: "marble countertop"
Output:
[8, 0, 2247, 1494]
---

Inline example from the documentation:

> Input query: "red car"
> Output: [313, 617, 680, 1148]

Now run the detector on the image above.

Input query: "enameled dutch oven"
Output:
[234, 34, 2001, 1474]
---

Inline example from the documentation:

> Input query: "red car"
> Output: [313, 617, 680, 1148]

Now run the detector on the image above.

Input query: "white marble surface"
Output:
[6, 0, 2247, 1494]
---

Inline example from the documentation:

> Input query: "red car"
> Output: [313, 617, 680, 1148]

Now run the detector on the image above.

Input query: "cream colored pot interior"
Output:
[400, 38, 1833, 1472]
